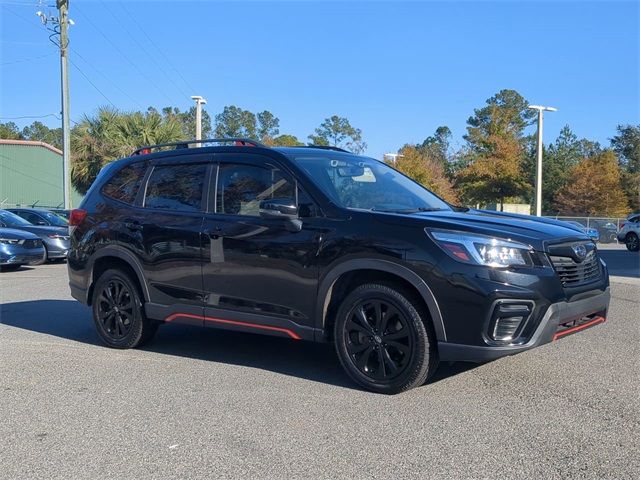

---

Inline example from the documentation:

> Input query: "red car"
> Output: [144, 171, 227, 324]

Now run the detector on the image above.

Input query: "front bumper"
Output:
[438, 287, 610, 362]
[0, 246, 46, 265]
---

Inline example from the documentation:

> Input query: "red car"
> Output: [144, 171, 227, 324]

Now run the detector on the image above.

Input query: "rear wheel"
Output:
[334, 283, 438, 394]
[91, 269, 158, 348]
[625, 232, 639, 252]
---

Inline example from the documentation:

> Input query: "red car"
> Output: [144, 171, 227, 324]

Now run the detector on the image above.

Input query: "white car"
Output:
[617, 214, 640, 251]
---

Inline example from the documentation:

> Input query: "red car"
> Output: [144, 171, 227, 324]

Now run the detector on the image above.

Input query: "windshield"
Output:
[39, 210, 68, 226]
[0, 210, 33, 227]
[288, 153, 451, 213]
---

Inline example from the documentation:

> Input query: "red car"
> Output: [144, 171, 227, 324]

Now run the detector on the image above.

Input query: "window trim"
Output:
[141, 162, 210, 213]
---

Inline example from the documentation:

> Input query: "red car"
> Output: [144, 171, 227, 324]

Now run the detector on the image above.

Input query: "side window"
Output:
[102, 162, 146, 204]
[216, 163, 295, 216]
[24, 212, 43, 224]
[144, 163, 206, 212]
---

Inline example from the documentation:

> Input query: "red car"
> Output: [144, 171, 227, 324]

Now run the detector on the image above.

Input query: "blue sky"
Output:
[1, 0, 638, 158]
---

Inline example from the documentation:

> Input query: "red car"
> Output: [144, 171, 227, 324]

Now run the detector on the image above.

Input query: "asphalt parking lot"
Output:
[1, 248, 639, 479]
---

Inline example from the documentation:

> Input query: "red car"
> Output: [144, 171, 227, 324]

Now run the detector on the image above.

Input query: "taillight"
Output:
[620, 222, 626, 229]
[69, 209, 87, 227]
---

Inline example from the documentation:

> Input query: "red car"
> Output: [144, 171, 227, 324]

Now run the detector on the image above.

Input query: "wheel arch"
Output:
[87, 246, 149, 305]
[316, 259, 446, 342]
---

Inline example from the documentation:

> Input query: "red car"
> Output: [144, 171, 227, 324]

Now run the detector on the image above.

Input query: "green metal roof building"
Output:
[0, 139, 83, 208]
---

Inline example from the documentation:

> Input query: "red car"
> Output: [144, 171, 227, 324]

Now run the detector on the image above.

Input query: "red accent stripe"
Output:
[553, 316, 606, 341]
[165, 313, 301, 340]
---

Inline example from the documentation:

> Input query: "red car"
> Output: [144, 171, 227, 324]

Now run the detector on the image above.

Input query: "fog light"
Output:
[488, 301, 533, 342]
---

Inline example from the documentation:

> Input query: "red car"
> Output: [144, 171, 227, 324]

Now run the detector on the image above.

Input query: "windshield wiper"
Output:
[371, 207, 446, 214]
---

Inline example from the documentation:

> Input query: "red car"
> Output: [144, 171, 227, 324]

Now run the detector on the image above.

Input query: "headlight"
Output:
[0, 238, 20, 245]
[427, 229, 533, 267]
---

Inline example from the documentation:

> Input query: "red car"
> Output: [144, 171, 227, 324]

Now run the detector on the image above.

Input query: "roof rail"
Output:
[290, 145, 350, 153]
[132, 138, 266, 156]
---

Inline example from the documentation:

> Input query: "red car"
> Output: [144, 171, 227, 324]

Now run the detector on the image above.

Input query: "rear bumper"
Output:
[438, 287, 610, 362]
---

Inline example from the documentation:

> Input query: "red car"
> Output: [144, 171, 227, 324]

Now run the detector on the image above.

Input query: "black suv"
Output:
[68, 139, 610, 394]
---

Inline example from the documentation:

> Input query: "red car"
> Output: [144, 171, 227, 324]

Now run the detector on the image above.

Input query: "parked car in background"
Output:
[564, 221, 600, 242]
[589, 220, 618, 243]
[0, 210, 70, 262]
[617, 214, 640, 251]
[49, 208, 71, 220]
[0, 227, 45, 271]
[7, 207, 69, 227]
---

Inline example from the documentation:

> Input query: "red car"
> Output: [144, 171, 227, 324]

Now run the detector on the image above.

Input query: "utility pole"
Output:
[528, 105, 557, 217]
[58, 0, 71, 209]
[190, 96, 207, 140]
[38, 2, 73, 209]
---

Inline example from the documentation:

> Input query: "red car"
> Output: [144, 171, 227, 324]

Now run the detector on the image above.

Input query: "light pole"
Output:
[528, 105, 557, 217]
[384, 153, 403, 164]
[190, 95, 207, 140]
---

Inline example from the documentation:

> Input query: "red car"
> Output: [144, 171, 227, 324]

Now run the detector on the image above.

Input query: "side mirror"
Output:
[259, 198, 298, 219]
[259, 198, 302, 232]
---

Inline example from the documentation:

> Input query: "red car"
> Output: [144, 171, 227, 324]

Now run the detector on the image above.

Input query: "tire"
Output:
[0, 264, 22, 272]
[334, 283, 438, 394]
[91, 268, 158, 348]
[625, 232, 640, 252]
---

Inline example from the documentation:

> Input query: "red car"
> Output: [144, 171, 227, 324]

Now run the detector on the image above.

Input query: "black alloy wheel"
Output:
[96, 279, 134, 340]
[344, 299, 413, 381]
[626, 232, 639, 252]
[335, 283, 437, 394]
[91, 269, 158, 348]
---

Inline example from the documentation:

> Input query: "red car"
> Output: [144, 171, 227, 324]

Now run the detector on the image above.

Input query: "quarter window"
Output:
[216, 164, 295, 216]
[102, 162, 147, 204]
[144, 163, 207, 212]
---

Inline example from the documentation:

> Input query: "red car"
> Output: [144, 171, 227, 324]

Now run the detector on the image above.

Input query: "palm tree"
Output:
[71, 107, 184, 194]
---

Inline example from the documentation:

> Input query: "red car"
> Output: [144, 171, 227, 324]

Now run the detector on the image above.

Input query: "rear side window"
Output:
[102, 162, 146, 204]
[144, 163, 207, 212]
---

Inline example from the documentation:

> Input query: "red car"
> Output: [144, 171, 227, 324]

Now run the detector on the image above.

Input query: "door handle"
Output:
[204, 226, 223, 239]
[124, 220, 142, 231]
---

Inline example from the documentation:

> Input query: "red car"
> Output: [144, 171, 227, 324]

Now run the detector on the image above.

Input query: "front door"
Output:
[201, 153, 325, 340]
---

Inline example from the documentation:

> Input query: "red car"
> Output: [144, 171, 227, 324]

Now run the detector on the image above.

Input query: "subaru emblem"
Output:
[572, 243, 587, 262]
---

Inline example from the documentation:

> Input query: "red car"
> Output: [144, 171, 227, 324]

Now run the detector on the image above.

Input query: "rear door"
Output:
[122, 155, 212, 325]
[200, 153, 326, 340]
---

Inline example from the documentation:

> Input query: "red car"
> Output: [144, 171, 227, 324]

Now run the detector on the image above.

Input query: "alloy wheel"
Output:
[627, 234, 639, 251]
[96, 279, 134, 339]
[344, 299, 413, 381]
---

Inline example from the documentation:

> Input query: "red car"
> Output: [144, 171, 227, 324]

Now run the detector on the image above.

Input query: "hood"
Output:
[375, 208, 590, 251]
[9, 225, 69, 238]
[0, 227, 40, 240]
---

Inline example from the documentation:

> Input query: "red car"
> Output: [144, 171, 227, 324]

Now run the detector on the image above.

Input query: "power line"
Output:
[69, 46, 145, 110]
[72, 3, 179, 106]
[98, 0, 190, 100]
[117, 0, 197, 95]
[68, 57, 116, 107]
[1, 52, 55, 65]
[0, 114, 59, 120]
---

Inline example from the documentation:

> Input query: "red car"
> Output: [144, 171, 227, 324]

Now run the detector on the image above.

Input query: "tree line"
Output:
[389, 90, 638, 216]
[1, 89, 637, 216]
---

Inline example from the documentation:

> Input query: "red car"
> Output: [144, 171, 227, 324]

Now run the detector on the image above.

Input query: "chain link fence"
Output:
[543, 216, 627, 243]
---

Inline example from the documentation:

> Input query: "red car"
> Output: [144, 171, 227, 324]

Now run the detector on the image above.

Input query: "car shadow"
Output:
[0, 299, 478, 391]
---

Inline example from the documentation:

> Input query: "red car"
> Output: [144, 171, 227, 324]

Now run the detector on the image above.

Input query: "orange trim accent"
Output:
[553, 316, 606, 341]
[165, 312, 301, 340]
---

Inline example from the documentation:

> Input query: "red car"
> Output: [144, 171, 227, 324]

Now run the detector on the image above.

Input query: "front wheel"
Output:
[334, 283, 438, 394]
[626, 232, 639, 252]
[91, 269, 158, 348]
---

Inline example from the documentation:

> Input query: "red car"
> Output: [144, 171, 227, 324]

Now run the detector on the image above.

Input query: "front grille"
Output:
[550, 250, 601, 287]
[22, 239, 42, 249]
